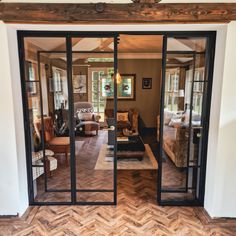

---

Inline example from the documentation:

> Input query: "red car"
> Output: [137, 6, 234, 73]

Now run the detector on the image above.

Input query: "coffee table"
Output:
[117, 135, 145, 161]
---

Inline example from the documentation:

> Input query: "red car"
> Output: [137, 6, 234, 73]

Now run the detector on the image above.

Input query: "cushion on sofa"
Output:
[168, 118, 182, 127]
[117, 112, 129, 122]
[164, 110, 175, 125]
[183, 110, 201, 123]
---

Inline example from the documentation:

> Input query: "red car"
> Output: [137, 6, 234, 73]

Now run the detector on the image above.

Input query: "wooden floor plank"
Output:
[1, 132, 236, 235]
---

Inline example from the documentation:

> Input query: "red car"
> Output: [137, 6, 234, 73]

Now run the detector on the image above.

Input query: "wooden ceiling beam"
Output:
[0, 3, 236, 24]
[94, 38, 114, 51]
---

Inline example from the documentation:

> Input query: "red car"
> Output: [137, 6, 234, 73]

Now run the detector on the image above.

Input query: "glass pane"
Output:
[72, 37, 115, 203]
[161, 37, 208, 203]
[24, 37, 71, 202]
[24, 61, 38, 81]
[40, 51, 71, 193]
[167, 37, 207, 53]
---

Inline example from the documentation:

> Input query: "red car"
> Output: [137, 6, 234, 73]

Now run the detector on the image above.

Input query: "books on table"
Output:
[117, 137, 129, 142]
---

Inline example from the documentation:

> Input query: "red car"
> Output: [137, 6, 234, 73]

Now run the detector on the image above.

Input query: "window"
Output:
[51, 68, 65, 110]
[164, 68, 180, 111]
[90, 68, 114, 122]
[185, 68, 205, 115]
[27, 61, 40, 121]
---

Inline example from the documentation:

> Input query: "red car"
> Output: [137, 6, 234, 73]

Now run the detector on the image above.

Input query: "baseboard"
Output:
[195, 207, 236, 225]
[0, 214, 18, 218]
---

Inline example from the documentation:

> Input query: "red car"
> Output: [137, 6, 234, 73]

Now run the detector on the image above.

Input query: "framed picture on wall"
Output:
[101, 77, 114, 97]
[73, 75, 87, 93]
[142, 78, 152, 89]
[101, 74, 136, 100]
[118, 74, 136, 100]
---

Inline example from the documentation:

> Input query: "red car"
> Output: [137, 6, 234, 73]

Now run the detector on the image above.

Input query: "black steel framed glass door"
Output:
[71, 36, 118, 204]
[19, 31, 215, 206]
[158, 33, 216, 205]
[20, 36, 73, 203]
[19, 33, 118, 205]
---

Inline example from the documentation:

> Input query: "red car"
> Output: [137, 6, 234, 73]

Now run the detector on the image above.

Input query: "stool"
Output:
[45, 156, 58, 177]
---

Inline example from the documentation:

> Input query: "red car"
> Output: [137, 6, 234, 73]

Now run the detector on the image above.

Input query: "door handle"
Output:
[197, 133, 202, 138]
[103, 126, 115, 131]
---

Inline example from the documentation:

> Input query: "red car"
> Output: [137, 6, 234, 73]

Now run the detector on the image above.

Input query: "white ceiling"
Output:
[27, 36, 194, 53]
[27, 38, 66, 51]
[2, 0, 236, 3]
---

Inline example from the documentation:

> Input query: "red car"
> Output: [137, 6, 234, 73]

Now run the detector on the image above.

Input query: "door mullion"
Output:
[66, 36, 76, 204]
[186, 53, 197, 193]
[158, 35, 168, 205]
[113, 35, 118, 205]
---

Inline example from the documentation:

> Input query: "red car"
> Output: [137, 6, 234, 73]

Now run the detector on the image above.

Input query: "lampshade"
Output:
[116, 72, 122, 84]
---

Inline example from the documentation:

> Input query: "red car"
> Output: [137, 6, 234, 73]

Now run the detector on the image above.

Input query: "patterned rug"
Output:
[95, 144, 158, 170]
[75, 140, 85, 156]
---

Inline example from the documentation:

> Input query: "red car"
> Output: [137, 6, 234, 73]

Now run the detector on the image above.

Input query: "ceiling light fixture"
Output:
[116, 72, 122, 84]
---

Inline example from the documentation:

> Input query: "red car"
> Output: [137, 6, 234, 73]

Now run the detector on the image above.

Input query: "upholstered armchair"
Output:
[105, 108, 139, 133]
[34, 116, 70, 166]
[74, 102, 100, 135]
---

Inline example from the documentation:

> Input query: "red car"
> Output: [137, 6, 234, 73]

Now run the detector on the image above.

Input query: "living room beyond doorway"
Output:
[19, 31, 215, 206]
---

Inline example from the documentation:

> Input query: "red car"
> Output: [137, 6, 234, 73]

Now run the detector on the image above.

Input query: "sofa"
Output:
[157, 109, 201, 168]
[105, 108, 139, 133]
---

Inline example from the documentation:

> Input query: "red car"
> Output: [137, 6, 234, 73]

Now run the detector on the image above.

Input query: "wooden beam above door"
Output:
[0, 3, 236, 24]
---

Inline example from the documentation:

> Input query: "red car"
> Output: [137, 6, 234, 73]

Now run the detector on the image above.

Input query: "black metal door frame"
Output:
[18, 32, 119, 205]
[158, 32, 216, 206]
[18, 30, 216, 206]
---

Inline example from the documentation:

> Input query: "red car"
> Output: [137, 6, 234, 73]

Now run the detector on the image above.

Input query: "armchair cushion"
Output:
[117, 120, 131, 130]
[117, 112, 129, 122]
[77, 112, 94, 121]
[49, 137, 70, 146]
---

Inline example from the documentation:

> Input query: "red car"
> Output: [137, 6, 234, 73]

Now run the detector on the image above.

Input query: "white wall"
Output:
[205, 21, 236, 218]
[7, 26, 29, 216]
[0, 22, 235, 218]
[0, 22, 28, 216]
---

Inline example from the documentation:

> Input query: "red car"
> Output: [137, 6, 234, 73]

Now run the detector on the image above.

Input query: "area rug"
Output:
[75, 141, 85, 156]
[95, 144, 158, 170]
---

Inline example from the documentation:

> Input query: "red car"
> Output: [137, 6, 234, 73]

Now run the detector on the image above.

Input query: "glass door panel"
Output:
[71, 37, 117, 203]
[160, 36, 209, 204]
[23, 37, 71, 202]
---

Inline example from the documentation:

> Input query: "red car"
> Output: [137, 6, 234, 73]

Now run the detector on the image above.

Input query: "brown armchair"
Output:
[34, 116, 70, 166]
[105, 108, 138, 133]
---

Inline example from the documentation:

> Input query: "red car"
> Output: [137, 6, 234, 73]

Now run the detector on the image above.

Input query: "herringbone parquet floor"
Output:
[0, 169, 236, 235]
[1, 131, 236, 235]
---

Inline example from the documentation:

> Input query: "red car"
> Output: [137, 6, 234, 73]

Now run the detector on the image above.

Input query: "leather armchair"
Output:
[34, 116, 70, 166]
[105, 108, 139, 133]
